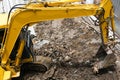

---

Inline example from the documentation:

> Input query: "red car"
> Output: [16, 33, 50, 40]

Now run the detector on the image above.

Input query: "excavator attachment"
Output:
[93, 45, 117, 73]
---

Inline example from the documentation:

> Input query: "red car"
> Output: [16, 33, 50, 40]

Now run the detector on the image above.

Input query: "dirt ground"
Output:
[23, 17, 119, 80]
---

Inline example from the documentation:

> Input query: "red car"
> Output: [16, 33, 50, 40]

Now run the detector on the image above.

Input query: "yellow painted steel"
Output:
[5, 59, 16, 75]
[37, 0, 82, 2]
[0, 13, 8, 28]
[54, 0, 80, 2]
[91, 0, 115, 44]
[99, 0, 115, 44]
[15, 39, 33, 66]
[0, 66, 11, 80]
[21, 55, 33, 63]
[0, 0, 116, 79]
[1, 4, 99, 65]
[15, 40, 25, 66]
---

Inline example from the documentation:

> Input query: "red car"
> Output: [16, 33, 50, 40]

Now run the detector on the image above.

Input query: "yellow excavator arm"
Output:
[0, 0, 116, 79]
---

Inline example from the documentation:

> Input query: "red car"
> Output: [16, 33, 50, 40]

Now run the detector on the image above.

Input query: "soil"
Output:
[23, 17, 119, 80]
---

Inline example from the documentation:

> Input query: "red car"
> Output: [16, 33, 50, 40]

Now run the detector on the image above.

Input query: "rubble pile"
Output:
[24, 17, 118, 80]
[33, 18, 101, 64]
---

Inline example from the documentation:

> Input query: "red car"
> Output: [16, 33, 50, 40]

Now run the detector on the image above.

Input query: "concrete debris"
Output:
[25, 17, 119, 80]
[33, 39, 50, 51]
[64, 56, 71, 62]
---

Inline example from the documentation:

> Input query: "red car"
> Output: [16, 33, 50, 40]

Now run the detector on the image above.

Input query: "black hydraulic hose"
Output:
[2, 4, 27, 47]
[7, 4, 27, 23]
